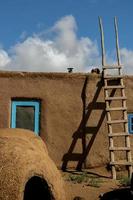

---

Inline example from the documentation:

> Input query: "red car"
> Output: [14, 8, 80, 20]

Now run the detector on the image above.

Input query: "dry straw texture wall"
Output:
[0, 128, 66, 200]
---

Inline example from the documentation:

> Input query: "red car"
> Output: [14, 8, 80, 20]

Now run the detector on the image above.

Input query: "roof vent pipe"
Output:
[67, 67, 73, 73]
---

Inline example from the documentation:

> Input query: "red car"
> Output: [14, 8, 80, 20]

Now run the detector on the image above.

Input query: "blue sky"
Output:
[0, 0, 133, 73]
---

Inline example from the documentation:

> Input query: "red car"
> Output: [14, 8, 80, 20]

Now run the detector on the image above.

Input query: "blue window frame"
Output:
[11, 100, 40, 135]
[128, 114, 133, 134]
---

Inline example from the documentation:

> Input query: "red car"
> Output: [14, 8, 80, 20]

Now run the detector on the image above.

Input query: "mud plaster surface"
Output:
[0, 71, 132, 169]
[0, 128, 66, 200]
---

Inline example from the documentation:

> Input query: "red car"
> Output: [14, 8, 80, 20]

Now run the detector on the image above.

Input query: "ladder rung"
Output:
[105, 96, 127, 101]
[107, 119, 128, 124]
[103, 65, 132, 175]
[104, 85, 125, 89]
[109, 147, 130, 151]
[108, 132, 129, 137]
[104, 75, 123, 79]
[103, 65, 122, 69]
[103, 64, 123, 68]
[110, 161, 132, 166]
[106, 107, 127, 111]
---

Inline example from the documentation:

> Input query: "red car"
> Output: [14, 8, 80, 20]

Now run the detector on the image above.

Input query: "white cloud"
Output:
[120, 48, 133, 74]
[0, 15, 132, 74]
[0, 49, 11, 67]
[8, 37, 68, 71]
[0, 15, 100, 72]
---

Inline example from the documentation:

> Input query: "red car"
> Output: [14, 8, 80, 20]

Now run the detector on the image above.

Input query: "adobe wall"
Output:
[0, 71, 133, 169]
[0, 128, 66, 200]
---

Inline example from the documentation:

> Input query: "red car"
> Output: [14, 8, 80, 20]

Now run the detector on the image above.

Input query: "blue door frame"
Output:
[11, 101, 40, 135]
[128, 114, 133, 134]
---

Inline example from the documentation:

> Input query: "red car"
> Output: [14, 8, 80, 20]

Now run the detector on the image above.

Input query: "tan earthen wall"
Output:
[0, 71, 133, 169]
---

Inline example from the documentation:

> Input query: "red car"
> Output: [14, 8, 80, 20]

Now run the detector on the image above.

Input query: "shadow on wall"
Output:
[24, 176, 54, 200]
[62, 76, 117, 171]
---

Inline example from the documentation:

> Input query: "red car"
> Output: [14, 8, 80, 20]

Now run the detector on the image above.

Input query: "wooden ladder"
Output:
[99, 17, 132, 179]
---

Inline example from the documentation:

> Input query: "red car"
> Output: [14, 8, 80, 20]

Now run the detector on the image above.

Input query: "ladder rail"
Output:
[99, 17, 106, 66]
[99, 16, 132, 179]
[114, 17, 121, 66]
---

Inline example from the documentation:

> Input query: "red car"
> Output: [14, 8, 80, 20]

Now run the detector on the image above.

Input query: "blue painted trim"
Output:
[128, 114, 133, 134]
[11, 101, 40, 135]
[11, 102, 17, 129]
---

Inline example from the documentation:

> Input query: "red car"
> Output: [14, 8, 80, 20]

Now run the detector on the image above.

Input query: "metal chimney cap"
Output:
[67, 67, 74, 73]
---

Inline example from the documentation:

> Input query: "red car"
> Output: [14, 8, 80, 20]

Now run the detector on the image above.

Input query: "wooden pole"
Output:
[114, 17, 121, 66]
[99, 17, 106, 66]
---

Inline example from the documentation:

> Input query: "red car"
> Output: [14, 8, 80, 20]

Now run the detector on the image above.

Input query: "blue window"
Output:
[128, 114, 133, 134]
[11, 100, 40, 135]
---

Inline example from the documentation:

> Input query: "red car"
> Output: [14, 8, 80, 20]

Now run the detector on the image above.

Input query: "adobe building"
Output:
[0, 128, 66, 200]
[0, 71, 133, 170]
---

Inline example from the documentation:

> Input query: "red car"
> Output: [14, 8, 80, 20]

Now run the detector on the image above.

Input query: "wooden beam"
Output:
[99, 17, 106, 66]
[114, 17, 121, 66]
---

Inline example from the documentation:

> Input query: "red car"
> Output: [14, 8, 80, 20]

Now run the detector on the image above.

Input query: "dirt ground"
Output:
[61, 167, 131, 200]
